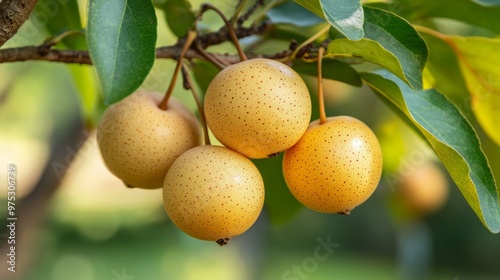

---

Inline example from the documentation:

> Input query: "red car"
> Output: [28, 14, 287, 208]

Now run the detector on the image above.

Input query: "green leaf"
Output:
[294, 0, 364, 40]
[362, 6, 428, 90]
[320, 0, 364, 40]
[362, 69, 500, 233]
[87, 0, 157, 105]
[267, 1, 324, 27]
[162, 0, 196, 37]
[252, 154, 303, 226]
[327, 38, 409, 87]
[380, 0, 500, 34]
[447, 36, 500, 146]
[293, 59, 362, 87]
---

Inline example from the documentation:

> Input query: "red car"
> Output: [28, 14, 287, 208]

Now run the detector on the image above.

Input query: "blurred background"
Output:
[1, 0, 499, 279]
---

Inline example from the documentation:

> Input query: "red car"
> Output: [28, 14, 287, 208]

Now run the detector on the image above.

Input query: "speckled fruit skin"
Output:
[397, 162, 448, 215]
[204, 58, 311, 159]
[283, 116, 383, 213]
[163, 145, 265, 241]
[97, 91, 201, 189]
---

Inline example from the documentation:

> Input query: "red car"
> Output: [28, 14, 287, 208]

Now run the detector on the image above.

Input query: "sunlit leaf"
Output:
[294, 0, 364, 40]
[362, 69, 500, 233]
[448, 36, 500, 146]
[87, 0, 157, 105]
[418, 34, 470, 114]
[320, 0, 364, 40]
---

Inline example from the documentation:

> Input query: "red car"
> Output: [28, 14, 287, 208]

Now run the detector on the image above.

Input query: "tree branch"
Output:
[0, 0, 39, 47]
[0, 21, 280, 65]
[0, 44, 291, 65]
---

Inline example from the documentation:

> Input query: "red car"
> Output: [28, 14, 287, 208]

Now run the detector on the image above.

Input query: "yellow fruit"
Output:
[283, 116, 383, 214]
[97, 91, 201, 189]
[163, 145, 265, 244]
[204, 58, 311, 159]
[397, 162, 448, 215]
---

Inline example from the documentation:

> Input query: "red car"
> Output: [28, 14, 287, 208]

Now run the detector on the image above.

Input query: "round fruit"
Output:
[97, 91, 201, 189]
[397, 162, 448, 215]
[283, 116, 383, 214]
[204, 58, 312, 159]
[163, 145, 265, 244]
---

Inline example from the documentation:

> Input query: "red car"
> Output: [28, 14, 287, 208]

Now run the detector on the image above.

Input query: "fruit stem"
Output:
[181, 63, 211, 145]
[317, 47, 327, 125]
[289, 24, 330, 61]
[159, 31, 198, 110]
[200, 3, 248, 62]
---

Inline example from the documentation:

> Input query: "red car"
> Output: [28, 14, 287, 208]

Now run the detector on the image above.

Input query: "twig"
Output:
[0, 45, 92, 64]
[0, 43, 294, 65]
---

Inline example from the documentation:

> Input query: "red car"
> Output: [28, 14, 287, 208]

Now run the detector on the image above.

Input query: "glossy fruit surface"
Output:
[97, 91, 201, 189]
[283, 116, 383, 214]
[204, 58, 311, 158]
[163, 145, 265, 242]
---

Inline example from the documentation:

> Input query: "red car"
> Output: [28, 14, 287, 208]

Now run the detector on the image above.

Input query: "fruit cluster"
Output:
[97, 57, 383, 245]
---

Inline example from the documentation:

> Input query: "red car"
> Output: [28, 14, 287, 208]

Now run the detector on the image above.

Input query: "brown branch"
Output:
[0, 21, 279, 65]
[0, 0, 39, 47]
[0, 44, 91, 64]
[0, 44, 292, 65]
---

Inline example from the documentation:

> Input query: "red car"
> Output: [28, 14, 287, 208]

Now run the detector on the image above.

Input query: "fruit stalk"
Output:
[159, 31, 198, 110]
[317, 47, 327, 125]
